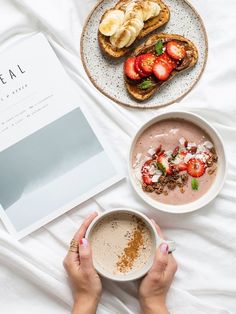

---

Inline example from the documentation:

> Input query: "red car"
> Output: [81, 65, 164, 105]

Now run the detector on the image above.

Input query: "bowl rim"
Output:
[85, 207, 158, 282]
[128, 110, 227, 214]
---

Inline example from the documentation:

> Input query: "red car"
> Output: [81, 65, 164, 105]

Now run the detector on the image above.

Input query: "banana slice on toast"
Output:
[99, 10, 125, 36]
[98, 0, 170, 58]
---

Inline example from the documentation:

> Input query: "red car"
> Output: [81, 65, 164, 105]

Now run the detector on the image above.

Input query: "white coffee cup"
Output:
[86, 208, 175, 282]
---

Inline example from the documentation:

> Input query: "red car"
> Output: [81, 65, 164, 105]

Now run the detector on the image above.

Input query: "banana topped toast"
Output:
[124, 33, 198, 101]
[98, 0, 170, 58]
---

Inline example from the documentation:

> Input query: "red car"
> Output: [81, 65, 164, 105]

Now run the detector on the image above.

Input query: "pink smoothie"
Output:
[132, 119, 217, 205]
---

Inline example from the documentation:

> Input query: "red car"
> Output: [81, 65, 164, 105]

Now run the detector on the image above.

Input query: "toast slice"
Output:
[98, 0, 170, 58]
[125, 33, 198, 101]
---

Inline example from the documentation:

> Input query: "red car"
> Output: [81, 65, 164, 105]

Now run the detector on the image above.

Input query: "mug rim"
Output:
[85, 207, 159, 282]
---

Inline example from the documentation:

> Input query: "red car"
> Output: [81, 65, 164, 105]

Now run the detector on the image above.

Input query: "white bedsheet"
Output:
[0, 0, 235, 313]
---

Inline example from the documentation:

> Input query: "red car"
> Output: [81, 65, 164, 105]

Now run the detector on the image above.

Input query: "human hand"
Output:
[63, 212, 102, 314]
[139, 220, 178, 314]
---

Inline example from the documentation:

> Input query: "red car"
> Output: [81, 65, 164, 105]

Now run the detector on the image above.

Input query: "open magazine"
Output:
[0, 33, 124, 239]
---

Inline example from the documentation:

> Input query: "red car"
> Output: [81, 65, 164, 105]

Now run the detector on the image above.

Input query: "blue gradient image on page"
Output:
[0, 107, 116, 231]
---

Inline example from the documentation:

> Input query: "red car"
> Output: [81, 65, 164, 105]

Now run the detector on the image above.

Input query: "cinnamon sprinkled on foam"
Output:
[116, 218, 146, 273]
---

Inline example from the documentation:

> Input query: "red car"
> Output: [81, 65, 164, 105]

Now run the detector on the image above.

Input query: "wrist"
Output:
[140, 298, 169, 314]
[72, 296, 99, 314]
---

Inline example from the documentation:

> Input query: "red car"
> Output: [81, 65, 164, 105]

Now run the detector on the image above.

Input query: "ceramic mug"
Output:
[86, 208, 175, 282]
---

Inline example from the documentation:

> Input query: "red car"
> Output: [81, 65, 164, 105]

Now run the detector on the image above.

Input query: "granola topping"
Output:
[134, 136, 218, 196]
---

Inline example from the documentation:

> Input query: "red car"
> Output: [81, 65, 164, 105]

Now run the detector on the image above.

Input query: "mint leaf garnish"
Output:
[155, 40, 164, 55]
[138, 79, 154, 90]
[191, 178, 199, 190]
[154, 162, 166, 175]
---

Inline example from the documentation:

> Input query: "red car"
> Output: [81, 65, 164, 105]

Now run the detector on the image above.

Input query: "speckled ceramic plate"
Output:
[81, 0, 208, 109]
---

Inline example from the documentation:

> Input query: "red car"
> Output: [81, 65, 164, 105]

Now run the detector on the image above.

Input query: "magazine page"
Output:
[0, 33, 123, 238]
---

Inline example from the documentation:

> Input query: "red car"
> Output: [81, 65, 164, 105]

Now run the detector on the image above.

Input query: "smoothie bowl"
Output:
[86, 208, 175, 281]
[129, 111, 226, 213]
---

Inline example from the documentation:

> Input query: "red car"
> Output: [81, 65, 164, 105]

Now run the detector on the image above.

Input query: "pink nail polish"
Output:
[80, 238, 88, 248]
[160, 243, 168, 254]
[86, 212, 93, 219]
[86, 211, 97, 220]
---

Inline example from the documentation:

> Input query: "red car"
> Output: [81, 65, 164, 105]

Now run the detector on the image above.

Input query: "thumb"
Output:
[79, 238, 94, 273]
[150, 243, 169, 275]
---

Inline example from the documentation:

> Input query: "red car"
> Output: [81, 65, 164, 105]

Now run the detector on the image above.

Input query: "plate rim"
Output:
[80, 0, 208, 109]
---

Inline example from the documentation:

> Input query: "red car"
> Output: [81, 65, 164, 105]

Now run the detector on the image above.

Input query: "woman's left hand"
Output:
[63, 212, 102, 314]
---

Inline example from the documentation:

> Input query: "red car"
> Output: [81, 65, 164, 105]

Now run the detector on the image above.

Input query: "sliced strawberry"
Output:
[153, 61, 172, 81]
[141, 160, 152, 173]
[142, 174, 153, 185]
[166, 41, 186, 61]
[172, 146, 180, 158]
[178, 162, 187, 171]
[173, 151, 187, 171]
[139, 53, 156, 75]
[124, 57, 141, 81]
[187, 158, 206, 178]
[157, 153, 172, 174]
[156, 52, 177, 71]
[153, 52, 177, 81]
[141, 160, 153, 185]
[135, 55, 150, 78]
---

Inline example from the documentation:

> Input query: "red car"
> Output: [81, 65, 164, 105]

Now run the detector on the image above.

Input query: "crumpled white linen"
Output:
[0, 0, 235, 313]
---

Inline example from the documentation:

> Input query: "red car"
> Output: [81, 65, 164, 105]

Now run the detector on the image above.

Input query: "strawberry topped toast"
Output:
[132, 119, 218, 205]
[124, 33, 198, 101]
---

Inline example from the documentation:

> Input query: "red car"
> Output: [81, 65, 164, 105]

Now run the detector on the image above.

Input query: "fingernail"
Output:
[79, 238, 88, 248]
[160, 243, 168, 254]
[86, 211, 97, 219]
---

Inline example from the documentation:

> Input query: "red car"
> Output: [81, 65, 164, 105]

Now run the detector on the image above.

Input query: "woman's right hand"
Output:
[63, 212, 102, 314]
[139, 220, 178, 314]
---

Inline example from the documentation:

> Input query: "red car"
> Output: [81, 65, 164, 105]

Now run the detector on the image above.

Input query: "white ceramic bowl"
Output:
[128, 111, 227, 214]
[86, 208, 175, 282]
